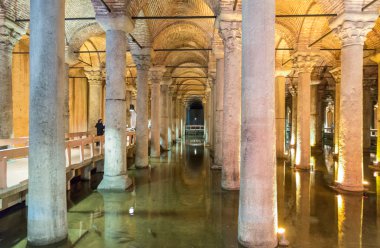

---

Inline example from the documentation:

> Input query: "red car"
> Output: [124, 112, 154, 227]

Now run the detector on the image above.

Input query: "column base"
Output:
[333, 182, 364, 193]
[295, 164, 311, 171]
[238, 237, 278, 248]
[135, 163, 149, 169]
[221, 181, 240, 191]
[98, 175, 132, 191]
[211, 163, 222, 170]
[27, 235, 67, 247]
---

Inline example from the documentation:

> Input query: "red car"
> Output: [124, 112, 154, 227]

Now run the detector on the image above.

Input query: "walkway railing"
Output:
[185, 125, 204, 136]
[0, 130, 136, 211]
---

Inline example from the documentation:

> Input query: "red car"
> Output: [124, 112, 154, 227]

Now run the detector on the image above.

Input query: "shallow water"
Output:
[1, 141, 380, 247]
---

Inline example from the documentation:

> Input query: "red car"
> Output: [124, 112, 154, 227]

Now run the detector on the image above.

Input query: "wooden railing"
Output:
[0, 130, 136, 190]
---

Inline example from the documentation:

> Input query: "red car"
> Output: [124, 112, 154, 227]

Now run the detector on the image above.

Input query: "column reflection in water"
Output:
[277, 160, 286, 228]
[100, 191, 136, 247]
[336, 194, 363, 248]
[295, 171, 311, 247]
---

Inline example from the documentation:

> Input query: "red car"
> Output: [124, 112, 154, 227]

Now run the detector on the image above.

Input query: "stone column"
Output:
[149, 66, 165, 157]
[203, 97, 209, 143]
[0, 20, 23, 139]
[125, 84, 134, 128]
[212, 47, 224, 169]
[330, 13, 377, 191]
[330, 67, 341, 155]
[275, 73, 287, 158]
[97, 15, 134, 190]
[28, 0, 67, 245]
[310, 84, 319, 148]
[363, 84, 372, 151]
[206, 86, 213, 147]
[239, 0, 277, 246]
[370, 54, 380, 162]
[290, 85, 297, 147]
[132, 48, 151, 168]
[176, 96, 182, 140]
[219, 13, 242, 190]
[293, 53, 319, 170]
[316, 89, 324, 147]
[170, 92, 176, 143]
[84, 67, 103, 133]
[160, 78, 171, 150]
[65, 46, 79, 134]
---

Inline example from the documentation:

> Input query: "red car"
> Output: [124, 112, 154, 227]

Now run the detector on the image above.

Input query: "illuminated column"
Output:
[132, 48, 151, 168]
[64, 46, 79, 133]
[363, 84, 372, 151]
[160, 77, 171, 151]
[295, 171, 311, 247]
[28, 0, 67, 245]
[370, 54, 380, 162]
[170, 92, 176, 143]
[212, 45, 224, 169]
[330, 67, 341, 155]
[310, 83, 319, 148]
[289, 85, 297, 147]
[293, 53, 319, 170]
[206, 84, 213, 147]
[0, 20, 23, 139]
[149, 66, 165, 157]
[176, 96, 182, 140]
[239, 0, 277, 246]
[97, 15, 134, 190]
[219, 13, 242, 190]
[331, 13, 377, 191]
[275, 73, 287, 158]
[84, 67, 103, 133]
[125, 84, 134, 128]
[203, 97, 209, 144]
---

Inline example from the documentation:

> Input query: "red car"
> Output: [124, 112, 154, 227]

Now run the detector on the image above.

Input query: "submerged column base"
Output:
[98, 175, 132, 191]
[221, 181, 240, 190]
[238, 237, 278, 248]
[335, 182, 364, 192]
[27, 236, 68, 248]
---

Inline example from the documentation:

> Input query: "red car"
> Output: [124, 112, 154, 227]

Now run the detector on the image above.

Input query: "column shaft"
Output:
[310, 85, 318, 147]
[275, 76, 286, 158]
[133, 49, 150, 168]
[213, 58, 224, 168]
[160, 84, 170, 150]
[363, 85, 372, 150]
[151, 81, 161, 157]
[126, 90, 132, 128]
[296, 71, 311, 169]
[338, 44, 364, 190]
[377, 68, 380, 162]
[28, 0, 67, 245]
[220, 19, 242, 190]
[290, 90, 297, 147]
[98, 29, 130, 190]
[239, 0, 277, 246]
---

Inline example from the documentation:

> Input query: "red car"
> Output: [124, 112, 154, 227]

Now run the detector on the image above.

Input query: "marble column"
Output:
[293, 53, 319, 170]
[132, 48, 151, 168]
[203, 97, 209, 144]
[212, 48, 224, 169]
[316, 89, 324, 147]
[330, 67, 341, 155]
[239, 0, 277, 246]
[219, 13, 242, 190]
[275, 74, 286, 159]
[28, 0, 67, 245]
[370, 54, 380, 162]
[0, 20, 23, 139]
[125, 84, 134, 128]
[290, 85, 297, 147]
[310, 84, 318, 147]
[160, 78, 171, 150]
[97, 15, 134, 190]
[176, 96, 182, 140]
[207, 86, 213, 148]
[65, 46, 79, 134]
[170, 93, 176, 143]
[363, 84, 372, 151]
[331, 14, 377, 191]
[149, 66, 165, 157]
[84, 67, 103, 133]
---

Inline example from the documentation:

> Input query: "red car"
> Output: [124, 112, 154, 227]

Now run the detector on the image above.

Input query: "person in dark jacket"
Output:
[95, 119, 105, 136]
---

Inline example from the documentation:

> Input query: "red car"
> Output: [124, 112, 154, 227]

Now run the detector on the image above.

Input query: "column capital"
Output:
[161, 76, 172, 86]
[84, 67, 104, 86]
[125, 83, 136, 92]
[212, 40, 224, 59]
[292, 52, 320, 74]
[329, 67, 342, 83]
[218, 14, 242, 53]
[288, 85, 297, 96]
[149, 66, 166, 84]
[96, 14, 134, 33]
[330, 12, 377, 47]
[0, 18, 25, 52]
[132, 48, 152, 71]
